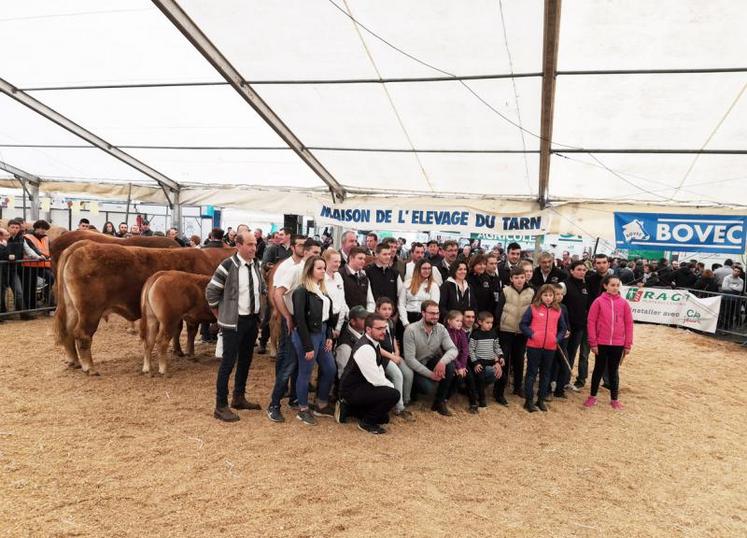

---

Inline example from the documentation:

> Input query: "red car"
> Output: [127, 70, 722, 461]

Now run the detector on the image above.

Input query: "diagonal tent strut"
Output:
[0, 77, 180, 207]
[151, 0, 346, 203]
[537, 0, 562, 209]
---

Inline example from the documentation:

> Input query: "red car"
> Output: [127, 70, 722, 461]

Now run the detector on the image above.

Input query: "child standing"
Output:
[468, 312, 504, 412]
[519, 284, 567, 412]
[496, 267, 534, 405]
[584, 275, 634, 410]
[549, 283, 571, 400]
[445, 310, 472, 411]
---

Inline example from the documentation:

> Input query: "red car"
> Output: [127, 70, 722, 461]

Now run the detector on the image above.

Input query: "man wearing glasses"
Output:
[338, 313, 401, 434]
[402, 300, 458, 416]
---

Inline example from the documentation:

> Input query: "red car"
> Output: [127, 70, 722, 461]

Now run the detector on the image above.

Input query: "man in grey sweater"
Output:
[402, 300, 458, 416]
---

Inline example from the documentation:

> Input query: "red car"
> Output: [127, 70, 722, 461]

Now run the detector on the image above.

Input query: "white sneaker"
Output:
[566, 383, 580, 393]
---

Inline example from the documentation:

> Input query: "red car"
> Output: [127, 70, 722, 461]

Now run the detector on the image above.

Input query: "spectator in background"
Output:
[223, 228, 236, 247]
[189, 235, 201, 247]
[140, 220, 153, 236]
[713, 259, 733, 287]
[497, 242, 523, 287]
[166, 227, 187, 247]
[721, 265, 744, 294]
[339, 230, 358, 267]
[403, 242, 425, 281]
[436, 240, 460, 284]
[262, 227, 292, 267]
[77, 218, 90, 231]
[102, 222, 116, 236]
[365, 233, 378, 256]
[202, 228, 224, 248]
[671, 261, 697, 289]
[116, 222, 128, 237]
[617, 260, 636, 285]
[129, 224, 140, 236]
[425, 240, 443, 267]
[530, 251, 567, 288]
[693, 269, 719, 293]
[0, 227, 10, 321]
[254, 228, 266, 260]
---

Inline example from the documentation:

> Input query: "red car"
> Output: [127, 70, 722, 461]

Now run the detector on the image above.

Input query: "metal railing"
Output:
[0, 259, 55, 319]
[684, 287, 747, 343]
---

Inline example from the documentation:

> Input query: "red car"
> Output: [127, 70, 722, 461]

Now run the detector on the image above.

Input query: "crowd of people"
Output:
[2, 217, 744, 434]
[205, 230, 646, 435]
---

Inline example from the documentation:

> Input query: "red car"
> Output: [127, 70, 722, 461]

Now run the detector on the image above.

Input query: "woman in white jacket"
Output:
[399, 258, 440, 327]
[322, 248, 348, 337]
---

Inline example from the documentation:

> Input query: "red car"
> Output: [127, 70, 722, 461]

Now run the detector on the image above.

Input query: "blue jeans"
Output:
[269, 318, 298, 409]
[524, 347, 555, 402]
[291, 325, 335, 409]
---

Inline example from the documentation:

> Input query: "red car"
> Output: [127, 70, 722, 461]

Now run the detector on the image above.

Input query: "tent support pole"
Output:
[171, 190, 182, 231]
[27, 181, 39, 222]
[537, 0, 562, 209]
[125, 183, 132, 226]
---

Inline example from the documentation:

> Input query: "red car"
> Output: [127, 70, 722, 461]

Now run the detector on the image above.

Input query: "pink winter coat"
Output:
[587, 292, 634, 350]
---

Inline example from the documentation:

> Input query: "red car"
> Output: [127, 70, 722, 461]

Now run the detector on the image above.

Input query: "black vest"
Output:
[366, 263, 398, 303]
[340, 336, 384, 396]
[337, 327, 360, 350]
[341, 267, 370, 309]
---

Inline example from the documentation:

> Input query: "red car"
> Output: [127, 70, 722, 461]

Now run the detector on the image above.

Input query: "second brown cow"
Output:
[139, 271, 214, 376]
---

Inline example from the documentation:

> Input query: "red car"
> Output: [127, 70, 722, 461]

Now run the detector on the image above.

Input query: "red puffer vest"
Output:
[526, 304, 561, 351]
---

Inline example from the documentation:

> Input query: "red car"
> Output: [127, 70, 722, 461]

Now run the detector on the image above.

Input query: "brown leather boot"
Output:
[230, 394, 261, 410]
[214, 406, 240, 422]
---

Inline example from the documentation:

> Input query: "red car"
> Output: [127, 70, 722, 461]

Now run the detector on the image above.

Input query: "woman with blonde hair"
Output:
[398, 258, 440, 326]
[322, 248, 348, 338]
[291, 256, 337, 425]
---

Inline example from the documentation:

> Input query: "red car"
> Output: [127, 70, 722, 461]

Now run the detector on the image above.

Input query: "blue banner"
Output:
[614, 212, 747, 253]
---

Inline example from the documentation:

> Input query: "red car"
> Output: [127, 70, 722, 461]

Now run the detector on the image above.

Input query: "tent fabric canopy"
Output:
[1, 0, 746, 216]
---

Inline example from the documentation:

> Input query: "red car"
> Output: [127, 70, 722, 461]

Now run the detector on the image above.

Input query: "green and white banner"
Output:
[621, 286, 722, 334]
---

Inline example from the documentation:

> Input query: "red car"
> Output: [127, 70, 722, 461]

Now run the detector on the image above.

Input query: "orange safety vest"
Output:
[22, 234, 52, 269]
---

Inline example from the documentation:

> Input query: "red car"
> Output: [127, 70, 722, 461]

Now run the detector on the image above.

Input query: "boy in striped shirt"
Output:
[467, 312, 504, 412]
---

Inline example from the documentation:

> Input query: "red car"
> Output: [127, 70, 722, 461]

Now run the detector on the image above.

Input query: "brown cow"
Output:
[140, 271, 214, 376]
[49, 230, 178, 271]
[55, 241, 234, 375]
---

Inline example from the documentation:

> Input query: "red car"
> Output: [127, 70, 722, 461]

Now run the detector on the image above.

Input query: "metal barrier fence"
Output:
[0, 259, 55, 319]
[684, 287, 747, 343]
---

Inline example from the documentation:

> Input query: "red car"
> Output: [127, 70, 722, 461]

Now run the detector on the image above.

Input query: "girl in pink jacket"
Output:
[584, 275, 634, 410]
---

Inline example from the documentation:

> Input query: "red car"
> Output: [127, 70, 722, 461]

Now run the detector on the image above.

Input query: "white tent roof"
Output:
[1, 0, 746, 219]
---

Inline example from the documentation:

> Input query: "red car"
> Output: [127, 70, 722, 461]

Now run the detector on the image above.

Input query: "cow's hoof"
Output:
[159, 371, 171, 378]
[174, 350, 185, 358]
[66, 361, 81, 369]
[86, 370, 100, 377]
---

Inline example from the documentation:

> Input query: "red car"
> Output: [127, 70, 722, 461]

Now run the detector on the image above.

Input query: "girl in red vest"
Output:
[519, 284, 567, 412]
[584, 275, 634, 410]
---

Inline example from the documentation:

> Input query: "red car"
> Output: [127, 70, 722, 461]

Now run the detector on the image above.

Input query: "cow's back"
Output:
[50, 230, 179, 268]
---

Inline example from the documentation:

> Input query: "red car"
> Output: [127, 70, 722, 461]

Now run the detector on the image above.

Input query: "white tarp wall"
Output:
[1, 0, 746, 243]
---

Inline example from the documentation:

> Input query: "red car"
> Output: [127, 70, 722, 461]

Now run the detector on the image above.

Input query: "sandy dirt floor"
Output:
[1, 318, 745, 537]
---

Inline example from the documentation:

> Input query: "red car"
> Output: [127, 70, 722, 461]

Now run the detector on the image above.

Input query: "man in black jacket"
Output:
[497, 242, 523, 287]
[562, 261, 589, 394]
[530, 251, 567, 288]
[338, 313, 400, 434]
[366, 242, 402, 305]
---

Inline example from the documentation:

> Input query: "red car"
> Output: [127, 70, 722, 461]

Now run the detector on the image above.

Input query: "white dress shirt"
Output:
[236, 252, 260, 315]
[324, 271, 348, 331]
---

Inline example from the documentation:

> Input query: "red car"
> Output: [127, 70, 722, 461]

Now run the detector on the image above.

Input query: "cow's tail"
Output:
[139, 275, 157, 341]
[53, 247, 73, 345]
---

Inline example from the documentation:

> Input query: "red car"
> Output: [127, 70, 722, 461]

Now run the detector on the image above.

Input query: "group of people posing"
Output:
[205, 231, 635, 434]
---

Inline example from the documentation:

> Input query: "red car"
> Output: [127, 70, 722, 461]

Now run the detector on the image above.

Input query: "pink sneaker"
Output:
[611, 400, 624, 410]
[583, 396, 598, 408]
